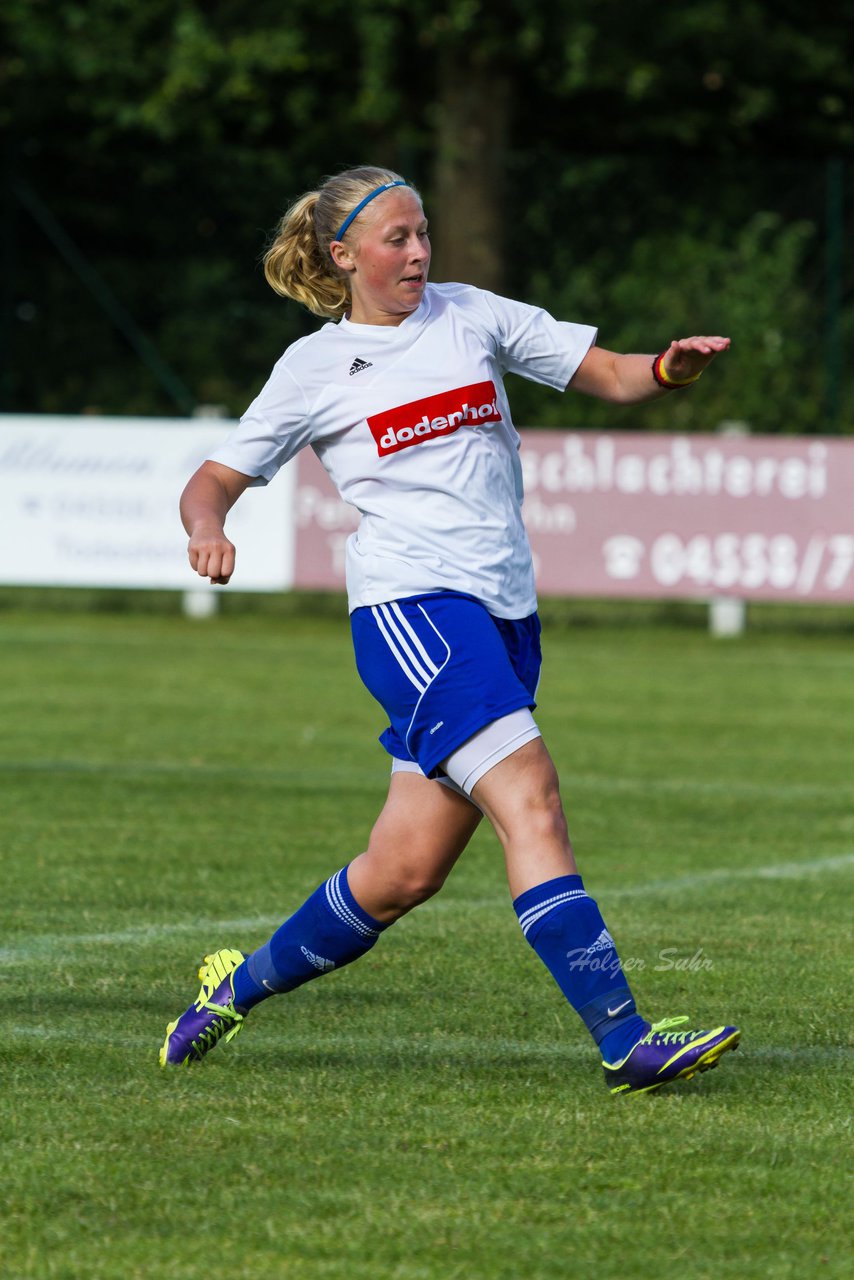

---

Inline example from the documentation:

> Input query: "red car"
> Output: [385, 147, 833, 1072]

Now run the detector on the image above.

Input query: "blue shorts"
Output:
[350, 592, 542, 778]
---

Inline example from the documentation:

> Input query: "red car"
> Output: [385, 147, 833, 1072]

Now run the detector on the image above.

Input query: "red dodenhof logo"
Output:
[367, 381, 501, 456]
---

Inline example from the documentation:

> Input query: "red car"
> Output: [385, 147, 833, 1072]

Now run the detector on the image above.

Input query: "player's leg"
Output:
[231, 768, 480, 1003]
[160, 770, 481, 1066]
[442, 728, 646, 1062]
[444, 729, 740, 1094]
[347, 767, 482, 920]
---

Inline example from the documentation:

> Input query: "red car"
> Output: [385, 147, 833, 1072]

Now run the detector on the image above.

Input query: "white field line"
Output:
[559, 772, 854, 802]
[606, 851, 854, 898]
[2, 852, 852, 968]
[0, 916, 283, 966]
[5, 1023, 852, 1066]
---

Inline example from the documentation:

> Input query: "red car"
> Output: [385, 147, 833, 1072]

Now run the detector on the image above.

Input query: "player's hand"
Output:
[662, 336, 731, 382]
[187, 525, 236, 585]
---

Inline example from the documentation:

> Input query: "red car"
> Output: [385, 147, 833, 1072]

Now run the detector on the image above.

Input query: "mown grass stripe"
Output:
[1, 757, 853, 801]
[3, 852, 851, 966]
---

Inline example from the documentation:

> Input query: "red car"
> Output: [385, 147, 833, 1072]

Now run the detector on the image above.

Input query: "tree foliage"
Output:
[1, 0, 852, 429]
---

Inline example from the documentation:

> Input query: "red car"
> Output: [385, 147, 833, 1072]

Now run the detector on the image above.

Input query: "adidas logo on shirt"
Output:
[349, 357, 373, 376]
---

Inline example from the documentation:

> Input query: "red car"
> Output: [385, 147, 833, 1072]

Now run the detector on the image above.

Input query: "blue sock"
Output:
[231, 866, 388, 1012]
[513, 875, 647, 1063]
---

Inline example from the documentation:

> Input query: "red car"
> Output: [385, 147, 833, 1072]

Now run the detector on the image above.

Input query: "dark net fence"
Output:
[2, 149, 850, 436]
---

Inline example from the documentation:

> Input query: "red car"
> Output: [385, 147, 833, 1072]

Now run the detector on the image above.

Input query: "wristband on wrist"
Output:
[652, 352, 703, 389]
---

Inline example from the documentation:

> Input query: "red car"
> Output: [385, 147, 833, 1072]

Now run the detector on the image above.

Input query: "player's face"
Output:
[335, 188, 431, 326]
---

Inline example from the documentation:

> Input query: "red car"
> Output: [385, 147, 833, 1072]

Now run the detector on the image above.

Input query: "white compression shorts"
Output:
[391, 708, 541, 799]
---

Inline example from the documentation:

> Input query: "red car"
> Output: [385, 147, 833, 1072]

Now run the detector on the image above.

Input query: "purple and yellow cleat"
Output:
[160, 948, 247, 1067]
[603, 1016, 741, 1096]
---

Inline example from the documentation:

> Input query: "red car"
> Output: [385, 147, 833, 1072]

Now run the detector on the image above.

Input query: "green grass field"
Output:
[2, 598, 853, 1279]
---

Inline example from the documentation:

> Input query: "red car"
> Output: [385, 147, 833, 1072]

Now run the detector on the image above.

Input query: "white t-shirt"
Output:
[209, 282, 596, 618]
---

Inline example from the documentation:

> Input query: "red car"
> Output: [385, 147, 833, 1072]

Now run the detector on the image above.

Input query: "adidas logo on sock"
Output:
[587, 928, 616, 954]
[349, 357, 373, 376]
[300, 945, 336, 972]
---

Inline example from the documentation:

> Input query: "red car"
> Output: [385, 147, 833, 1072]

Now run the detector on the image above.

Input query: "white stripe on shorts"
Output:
[388, 602, 441, 676]
[371, 606, 427, 692]
[378, 602, 439, 686]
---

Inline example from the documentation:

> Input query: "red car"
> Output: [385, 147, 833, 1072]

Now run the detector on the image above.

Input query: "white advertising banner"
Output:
[0, 417, 294, 591]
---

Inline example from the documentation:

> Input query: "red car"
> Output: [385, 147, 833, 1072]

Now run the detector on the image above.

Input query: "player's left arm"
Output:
[569, 336, 731, 404]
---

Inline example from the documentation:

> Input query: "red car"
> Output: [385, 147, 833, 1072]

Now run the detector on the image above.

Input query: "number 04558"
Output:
[648, 533, 854, 594]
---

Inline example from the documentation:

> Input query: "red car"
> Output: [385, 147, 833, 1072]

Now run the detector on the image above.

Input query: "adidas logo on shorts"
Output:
[349, 357, 373, 376]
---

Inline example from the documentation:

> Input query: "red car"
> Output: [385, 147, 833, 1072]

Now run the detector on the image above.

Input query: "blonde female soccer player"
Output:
[160, 165, 739, 1095]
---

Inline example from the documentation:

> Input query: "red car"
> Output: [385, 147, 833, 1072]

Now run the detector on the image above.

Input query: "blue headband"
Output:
[334, 180, 407, 242]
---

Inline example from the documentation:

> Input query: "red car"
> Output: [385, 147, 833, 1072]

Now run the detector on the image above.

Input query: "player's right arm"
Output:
[180, 460, 253, 585]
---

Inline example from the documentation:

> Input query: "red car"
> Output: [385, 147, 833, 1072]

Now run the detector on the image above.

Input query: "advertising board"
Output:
[0, 417, 294, 592]
[294, 431, 854, 605]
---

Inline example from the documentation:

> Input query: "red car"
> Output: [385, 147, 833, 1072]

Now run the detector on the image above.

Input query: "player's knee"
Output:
[389, 864, 448, 910]
[488, 772, 568, 849]
[359, 844, 449, 914]
[527, 760, 566, 831]
[523, 788, 569, 844]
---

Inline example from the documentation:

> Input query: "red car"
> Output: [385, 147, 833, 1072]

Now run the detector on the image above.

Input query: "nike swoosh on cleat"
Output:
[607, 1000, 632, 1017]
[262, 979, 277, 992]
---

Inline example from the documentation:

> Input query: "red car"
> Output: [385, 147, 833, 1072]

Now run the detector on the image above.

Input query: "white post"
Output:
[708, 420, 750, 636]
[192, 404, 228, 421]
[709, 596, 746, 637]
[182, 589, 220, 618]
